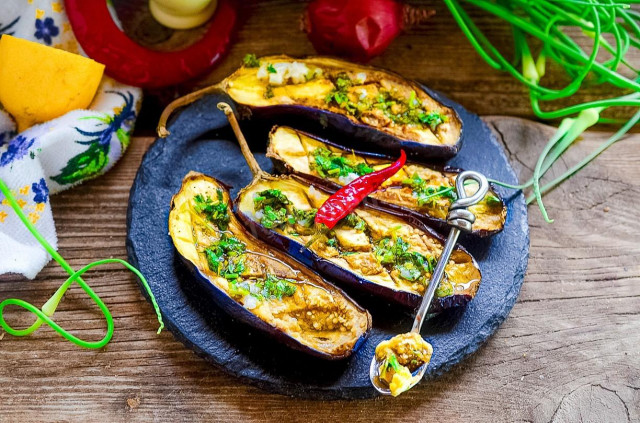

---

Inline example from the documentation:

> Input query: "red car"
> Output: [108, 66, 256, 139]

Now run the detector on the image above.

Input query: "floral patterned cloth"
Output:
[0, 0, 142, 279]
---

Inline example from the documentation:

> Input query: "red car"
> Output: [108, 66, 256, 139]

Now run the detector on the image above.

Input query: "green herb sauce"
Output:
[311, 147, 374, 178]
[193, 191, 230, 230]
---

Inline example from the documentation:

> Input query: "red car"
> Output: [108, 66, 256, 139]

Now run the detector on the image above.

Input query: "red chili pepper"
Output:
[315, 150, 406, 229]
[64, 0, 237, 88]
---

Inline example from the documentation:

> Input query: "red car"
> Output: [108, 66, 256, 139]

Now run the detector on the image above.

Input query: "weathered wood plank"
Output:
[1, 115, 638, 422]
[137, 0, 640, 124]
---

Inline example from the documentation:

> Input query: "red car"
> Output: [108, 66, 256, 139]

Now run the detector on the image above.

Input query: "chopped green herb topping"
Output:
[228, 280, 251, 298]
[242, 54, 260, 68]
[323, 76, 447, 132]
[253, 190, 319, 232]
[254, 189, 291, 210]
[374, 90, 448, 130]
[334, 73, 353, 90]
[293, 208, 317, 228]
[311, 147, 374, 178]
[386, 353, 401, 372]
[260, 205, 288, 229]
[343, 213, 367, 232]
[260, 273, 297, 299]
[401, 173, 457, 206]
[193, 191, 230, 230]
[374, 237, 437, 282]
[204, 234, 246, 278]
[229, 273, 297, 301]
[418, 111, 446, 131]
[324, 73, 367, 117]
[266, 63, 277, 74]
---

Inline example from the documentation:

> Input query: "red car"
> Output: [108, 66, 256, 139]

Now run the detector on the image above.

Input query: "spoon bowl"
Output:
[369, 340, 430, 396]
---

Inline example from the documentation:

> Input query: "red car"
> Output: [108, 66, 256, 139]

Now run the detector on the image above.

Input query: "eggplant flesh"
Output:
[266, 126, 507, 237]
[221, 55, 462, 160]
[235, 175, 482, 310]
[169, 172, 371, 359]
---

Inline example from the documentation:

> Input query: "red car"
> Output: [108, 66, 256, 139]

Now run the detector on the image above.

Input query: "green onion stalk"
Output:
[0, 177, 164, 348]
[443, 0, 640, 222]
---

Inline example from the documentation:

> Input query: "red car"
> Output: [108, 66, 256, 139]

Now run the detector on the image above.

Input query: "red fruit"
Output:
[303, 0, 434, 62]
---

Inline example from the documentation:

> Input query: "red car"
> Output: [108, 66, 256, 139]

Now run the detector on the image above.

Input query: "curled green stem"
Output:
[0, 177, 164, 348]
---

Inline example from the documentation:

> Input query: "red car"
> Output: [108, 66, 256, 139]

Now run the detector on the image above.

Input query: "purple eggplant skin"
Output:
[267, 127, 506, 238]
[177, 254, 370, 360]
[169, 172, 372, 360]
[236, 104, 461, 161]
[234, 181, 481, 313]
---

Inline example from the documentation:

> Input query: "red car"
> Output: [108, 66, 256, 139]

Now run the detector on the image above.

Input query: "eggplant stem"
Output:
[157, 83, 224, 138]
[218, 102, 265, 177]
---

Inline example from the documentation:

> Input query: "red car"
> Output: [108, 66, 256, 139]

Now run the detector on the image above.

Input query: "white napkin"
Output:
[0, 0, 142, 279]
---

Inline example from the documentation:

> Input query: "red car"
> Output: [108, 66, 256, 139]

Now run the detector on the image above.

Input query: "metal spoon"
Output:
[369, 170, 490, 395]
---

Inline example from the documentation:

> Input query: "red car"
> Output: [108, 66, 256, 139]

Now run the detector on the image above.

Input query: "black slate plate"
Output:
[126, 90, 529, 399]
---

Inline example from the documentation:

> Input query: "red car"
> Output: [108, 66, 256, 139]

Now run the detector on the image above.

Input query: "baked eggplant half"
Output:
[267, 126, 507, 237]
[235, 175, 482, 311]
[169, 172, 371, 359]
[158, 55, 462, 160]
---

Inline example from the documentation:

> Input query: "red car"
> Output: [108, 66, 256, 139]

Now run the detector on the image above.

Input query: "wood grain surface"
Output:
[138, 0, 640, 124]
[2, 0, 640, 421]
[1, 117, 638, 422]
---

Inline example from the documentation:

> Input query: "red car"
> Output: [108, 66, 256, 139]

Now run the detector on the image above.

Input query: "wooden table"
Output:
[1, 1, 639, 421]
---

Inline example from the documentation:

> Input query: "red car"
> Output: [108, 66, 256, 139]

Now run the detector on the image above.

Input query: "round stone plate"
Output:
[126, 90, 529, 399]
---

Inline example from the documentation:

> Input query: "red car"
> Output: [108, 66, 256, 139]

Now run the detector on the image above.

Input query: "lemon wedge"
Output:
[0, 35, 105, 132]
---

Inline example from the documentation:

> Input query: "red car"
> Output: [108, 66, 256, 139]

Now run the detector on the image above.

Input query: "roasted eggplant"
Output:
[267, 126, 507, 237]
[169, 172, 372, 359]
[159, 55, 462, 160]
[235, 175, 482, 311]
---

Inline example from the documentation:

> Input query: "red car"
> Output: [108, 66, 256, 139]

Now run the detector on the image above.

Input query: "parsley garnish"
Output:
[324, 73, 366, 117]
[253, 190, 319, 231]
[204, 234, 247, 278]
[260, 273, 297, 299]
[228, 280, 251, 298]
[254, 190, 291, 229]
[260, 205, 288, 229]
[311, 147, 373, 178]
[374, 237, 437, 282]
[418, 111, 446, 131]
[293, 208, 317, 228]
[193, 191, 230, 230]
[401, 173, 457, 206]
[324, 77, 447, 131]
[254, 189, 290, 210]
[229, 274, 297, 301]
[386, 353, 401, 372]
[373, 89, 447, 131]
[243, 54, 260, 68]
[343, 213, 367, 231]
[266, 63, 277, 74]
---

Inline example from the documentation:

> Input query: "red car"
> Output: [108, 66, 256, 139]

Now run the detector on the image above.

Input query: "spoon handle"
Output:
[411, 171, 489, 333]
